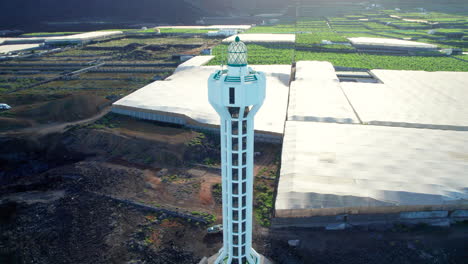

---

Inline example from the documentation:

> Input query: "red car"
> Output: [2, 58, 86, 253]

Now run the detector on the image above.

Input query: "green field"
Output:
[204, 9, 468, 71]
[158, 28, 212, 34]
[88, 37, 206, 48]
[207, 44, 294, 65]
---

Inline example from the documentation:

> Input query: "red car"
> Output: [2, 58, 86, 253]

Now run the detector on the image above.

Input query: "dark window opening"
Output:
[228, 107, 240, 118]
[233, 197, 239, 208]
[242, 182, 246, 194]
[242, 152, 247, 165]
[233, 140, 239, 151]
[233, 183, 239, 195]
[242, 247, 246, 255]
[242, 136, 247, 150]
[242, 167, 247, 180]
[233, 236, 239, 244]
[232, 153, 238, 166]
[242, 209, 246, 219]
[229, 87, 235, 104]
[242, 234, 246, 244]
[233, 210, 239, 221]
[242, 196, 246, 207]
[233, 223, 239, 233]
[232, 169, 238, 181]
[242, 120, 247, 133]
[243, 106, 250, 118]
[232, 121, 239, 134]
[233, 246, 239, 257]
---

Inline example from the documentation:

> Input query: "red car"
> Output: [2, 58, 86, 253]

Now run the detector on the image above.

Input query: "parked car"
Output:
[207, 224, 223, 234]
[0, 103, 11, 110]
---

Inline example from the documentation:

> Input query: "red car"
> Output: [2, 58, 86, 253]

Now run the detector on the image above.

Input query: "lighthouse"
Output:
[208, 37, 266, 264]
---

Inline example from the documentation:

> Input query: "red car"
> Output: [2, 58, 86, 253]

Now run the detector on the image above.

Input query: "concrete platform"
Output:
[341, 70, 468, 130]
[275, 121, 468, 219]
[288, 61, 359, 124]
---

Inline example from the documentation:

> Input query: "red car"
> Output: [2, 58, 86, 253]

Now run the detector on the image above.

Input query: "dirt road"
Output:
[1, 106, 111, 137]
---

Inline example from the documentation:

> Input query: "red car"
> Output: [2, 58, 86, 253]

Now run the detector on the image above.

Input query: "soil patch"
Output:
[10, 93, 109, 124]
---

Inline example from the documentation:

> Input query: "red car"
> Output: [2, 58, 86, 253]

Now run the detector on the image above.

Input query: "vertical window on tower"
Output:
[232, 169, 238, 181]
[233, 246, 239, 257]
[233, 210, 239, 221]
[242, 209, 246, 219]
[233, 197, 239, 208]
[233, 236, 239, 244]
[243, 106, 250, 118]
[242, 167, 247, 180]
[242, 196, 246, 207]
[232, 259, 239, 264]
[242, 182, 246, 193]
[232, 183, 238, 195]
[231, 121, 239, 134]
[242, 152, 246, 165]
[242, 234, 246, 244]
[242, 136, 247, 150]
[229, 87, 235, 104]
[233, 223, 239, 233]
[242, 120, 247, 133]
[232, 153, 238, 166]
[232, 140, 239, 151]
[242, 247, 246, 255]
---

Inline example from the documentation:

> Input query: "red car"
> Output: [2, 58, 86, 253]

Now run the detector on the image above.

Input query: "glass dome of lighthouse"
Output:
[227, 36, 247, 67]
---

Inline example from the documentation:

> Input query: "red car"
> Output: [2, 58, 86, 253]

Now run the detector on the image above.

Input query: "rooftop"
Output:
[113, 60, 291, 136]
[222, 34, 296, 44]
[348, 37, 438, 49]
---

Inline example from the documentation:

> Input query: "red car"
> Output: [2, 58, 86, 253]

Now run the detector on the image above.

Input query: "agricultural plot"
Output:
[295, 52, 371, 69]
[88, 37, 207, 48]
[159, 28, 211, 34]
[362, 54, 468, 71]
[1, 35, 220, 98]
[30, 78, 151, 96]
[295, 51, 468, 72]
[296, 32, 349, 44]
[244, 25, 297, 34]
[207, 44, 294, 65]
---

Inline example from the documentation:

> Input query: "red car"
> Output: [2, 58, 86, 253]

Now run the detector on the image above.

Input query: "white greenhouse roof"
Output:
[0, 31, 122, 45]
[157, 25, 252, 30]
[222, 34, 295, 44]
[341, 70, 468, 129]
[0, 44, 41, 54]
[113, 62, 291, 135]
[348, 37, 437, 49]
[289, 61, 359, 123]
[276, 121, 468, 217]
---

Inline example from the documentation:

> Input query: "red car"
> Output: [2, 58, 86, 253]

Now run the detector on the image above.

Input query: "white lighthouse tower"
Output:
[208, 37, 266, 264]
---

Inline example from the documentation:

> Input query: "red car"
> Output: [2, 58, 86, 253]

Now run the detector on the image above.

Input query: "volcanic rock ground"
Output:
[0, 102, 467, 264]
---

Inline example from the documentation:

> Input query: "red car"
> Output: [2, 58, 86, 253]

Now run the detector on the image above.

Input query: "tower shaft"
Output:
[208, 37, 266, 264]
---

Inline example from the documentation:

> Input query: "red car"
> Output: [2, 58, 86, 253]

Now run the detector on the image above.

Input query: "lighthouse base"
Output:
[199, 253, 273, 264]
